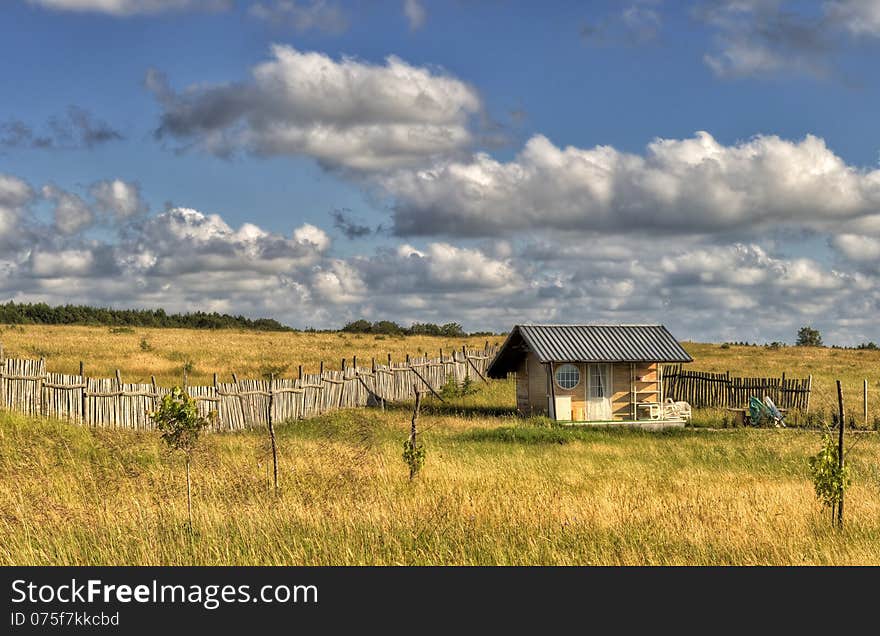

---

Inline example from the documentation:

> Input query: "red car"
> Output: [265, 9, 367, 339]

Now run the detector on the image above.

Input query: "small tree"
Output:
[151, 387, 212, 533]
[796, 326, 823, 347]
[808, 432, 850, 526]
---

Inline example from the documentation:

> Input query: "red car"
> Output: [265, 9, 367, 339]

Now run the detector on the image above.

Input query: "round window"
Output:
[555, 364, 580, 389]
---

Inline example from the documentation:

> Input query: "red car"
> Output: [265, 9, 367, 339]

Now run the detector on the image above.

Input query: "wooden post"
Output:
[387, 353, 392, 367]
[864, 378, 868, 427]
[268, 373, 278, 496]
[548, 362, 557, 420]
[150, 376, 158, 422]
[36, 358, 44, 418]
[462, 344, 489, 383]
[183, 367, 188, 391]
[79, 361, 86, 424]
[298, 365, 303, 381]
[806, 374, 812, 411]
[409, 384, 423, 481]
[0, 343, 4, 412]
[836, 380, 845, 527]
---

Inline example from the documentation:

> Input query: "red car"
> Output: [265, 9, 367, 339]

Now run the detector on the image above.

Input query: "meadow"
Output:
[2, 326, 880, 565]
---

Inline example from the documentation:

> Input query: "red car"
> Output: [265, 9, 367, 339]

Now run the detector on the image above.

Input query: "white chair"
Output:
[663, 398, 692, 421]
[637, 402, 662, 420]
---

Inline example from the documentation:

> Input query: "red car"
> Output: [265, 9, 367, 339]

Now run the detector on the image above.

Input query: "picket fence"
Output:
[0, 344, 498, 431]
[661, 364, 811, 410]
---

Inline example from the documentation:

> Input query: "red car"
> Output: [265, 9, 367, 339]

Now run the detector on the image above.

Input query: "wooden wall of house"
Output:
[527, 352, 549, 415]
[516, 356, 530, 414]
[611, 363, 632, 419]
[516, 357, 662, 420]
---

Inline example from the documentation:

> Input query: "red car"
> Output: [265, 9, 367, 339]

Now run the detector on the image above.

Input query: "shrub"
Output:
[151, 387, 214, 535]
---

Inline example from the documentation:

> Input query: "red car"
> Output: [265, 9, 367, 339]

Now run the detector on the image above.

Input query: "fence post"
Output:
[0, 342, 6, 411]
[836, 380, 845, 526]
[268, 373, 278, 496]
[864, 378, 868, 427]
[36, 358, 45, 418]
[806, 375, 812, 411]
[79, 361, 86, 424]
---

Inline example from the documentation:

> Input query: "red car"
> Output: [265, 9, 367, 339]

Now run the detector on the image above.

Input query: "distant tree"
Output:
[372, 320, 404, 335]
[439, 322, 465, 337]
[796, 326, 823, 347]
[341, 319, 372, 333]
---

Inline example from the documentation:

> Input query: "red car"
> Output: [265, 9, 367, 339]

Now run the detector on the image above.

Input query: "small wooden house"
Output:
[487, 324, 692, 422]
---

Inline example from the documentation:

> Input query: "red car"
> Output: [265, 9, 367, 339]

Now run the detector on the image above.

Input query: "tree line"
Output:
[0, 302, 292, 331]
[341, 319, 494, 337]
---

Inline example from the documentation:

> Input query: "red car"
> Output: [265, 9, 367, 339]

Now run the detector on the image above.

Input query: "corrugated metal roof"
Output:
[519, 324, 692, 363]
[486, 324, 692, 377]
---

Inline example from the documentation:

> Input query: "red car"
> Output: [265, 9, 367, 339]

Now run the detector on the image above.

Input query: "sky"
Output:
[1, 0, 880, 343]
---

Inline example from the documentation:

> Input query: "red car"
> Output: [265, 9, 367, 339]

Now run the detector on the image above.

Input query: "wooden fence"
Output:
[662, 365, 812, 410]
[0, 344, 498, 431]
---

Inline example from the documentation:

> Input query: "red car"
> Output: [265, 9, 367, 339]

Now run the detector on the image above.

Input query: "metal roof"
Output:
[487, 324, 692, 377]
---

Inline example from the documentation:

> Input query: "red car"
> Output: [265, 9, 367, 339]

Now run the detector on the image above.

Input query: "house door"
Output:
[586, 364, 612, 421]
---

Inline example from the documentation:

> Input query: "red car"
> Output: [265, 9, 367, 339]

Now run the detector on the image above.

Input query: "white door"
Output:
[586, 364, 612, 421]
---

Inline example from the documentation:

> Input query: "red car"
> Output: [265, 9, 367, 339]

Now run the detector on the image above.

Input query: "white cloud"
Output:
[826, 0, 880, 36]
[149, 45, 481, 171]
[831, 233, 880, 262]
[293, 223, 331, 251]
[0, 174, 34, 249]
[249, 1, 349, 34]
[403, 0, 426, 30]
[41, 184, 94, 235]
[27, 0, 229, 15]
[30, 249, 96, 278]
[384, 131, 880, 237]
[89, 179, 146, 219]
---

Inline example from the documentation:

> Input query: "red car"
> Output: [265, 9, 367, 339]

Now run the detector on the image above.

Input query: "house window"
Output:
[555, 364, 580, 389]
[588, 364, 607, 398]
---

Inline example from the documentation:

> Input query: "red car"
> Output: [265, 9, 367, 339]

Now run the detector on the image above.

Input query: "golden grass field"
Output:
[0, 324, 501, 385]
[1, 325, 879, 565]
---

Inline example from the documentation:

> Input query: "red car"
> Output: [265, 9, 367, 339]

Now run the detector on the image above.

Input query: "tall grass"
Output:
[2, 406, 879, 566]
[2, 327, 880, 564]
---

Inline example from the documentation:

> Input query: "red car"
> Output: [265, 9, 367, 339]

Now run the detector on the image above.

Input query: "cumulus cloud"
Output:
[3, 164, 880, 342]
[41, 184, 95, 235]
[0, 174, 35, 249]
[383, 131, 880, 237]
[1, 106, 123, 150]
[403, 0, 426, 30]
[147, 45, 481, 171]
[27, 0, 229, 15]
[89, 179, 147, 219]
[249, 1, 349, 34]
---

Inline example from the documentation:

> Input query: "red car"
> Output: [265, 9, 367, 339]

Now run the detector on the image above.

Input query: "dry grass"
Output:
[1, 326, 879, 565]
[683, 342, 880, 421]
[0, 324, 500, 385]
[2, 406, 879, 565]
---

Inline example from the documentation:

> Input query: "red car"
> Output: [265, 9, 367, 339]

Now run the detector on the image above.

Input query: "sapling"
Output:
[150, 387, 213, 534]
[808, 432, 850, 526]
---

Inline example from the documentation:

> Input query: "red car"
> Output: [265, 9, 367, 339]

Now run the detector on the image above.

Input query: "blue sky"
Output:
[1, 1, 880, 343]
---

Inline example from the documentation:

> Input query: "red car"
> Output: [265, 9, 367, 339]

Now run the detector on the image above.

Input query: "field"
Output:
[2, 326, 880, 565]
